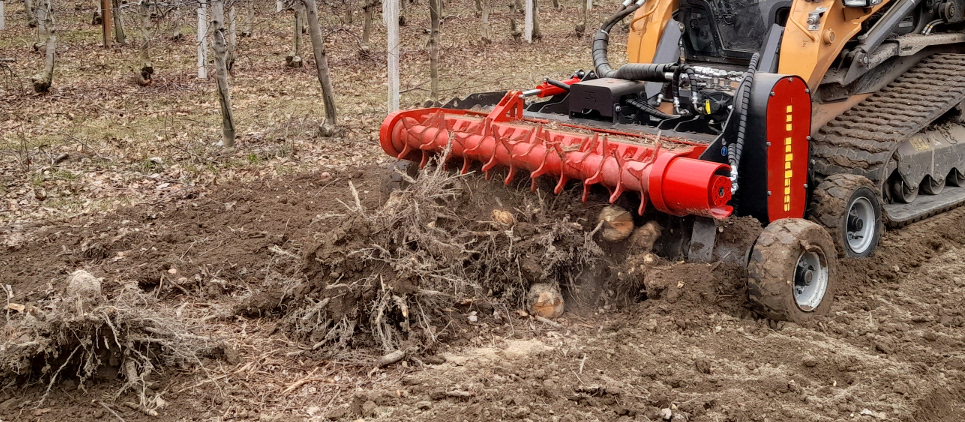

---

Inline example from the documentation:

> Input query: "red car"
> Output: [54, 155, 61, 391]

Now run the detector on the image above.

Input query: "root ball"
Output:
[528, 283, 564, 319]
[598, 206, 634, 242]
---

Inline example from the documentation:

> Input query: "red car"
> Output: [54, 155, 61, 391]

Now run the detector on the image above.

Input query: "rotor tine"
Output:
[637, 192, 648, 215]
[420, 150, 430, 168]
[609, 150, 626, 203]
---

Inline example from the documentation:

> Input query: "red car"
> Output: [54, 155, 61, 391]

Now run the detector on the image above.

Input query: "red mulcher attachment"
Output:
[379, 91, 733, 219]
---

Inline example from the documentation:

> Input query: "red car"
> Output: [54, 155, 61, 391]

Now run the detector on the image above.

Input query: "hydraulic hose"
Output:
[627, 98, 675, 120]
[593, 4, 678, 81]
[728, 53, 761, 195]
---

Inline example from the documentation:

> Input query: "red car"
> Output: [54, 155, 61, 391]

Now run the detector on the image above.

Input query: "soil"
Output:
[3, 164, 965, 422]
[2, 1, 964, 422]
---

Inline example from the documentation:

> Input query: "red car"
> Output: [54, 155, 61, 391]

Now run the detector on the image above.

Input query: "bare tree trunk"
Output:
[111, 0, 125, 44]
[91, 0, 102, 25]
[286, 2, 303, 67]
[586, 0, 592, 10]
[532, 0, 541, 40]
[31, 0, 54, 92]
[211, 0, 235, 146]
[473, 0, 481, 16]
[343, 6, 351, 23]
[362, 1, 375, 47]
[428, 0, 439, 100]
[301, 0, 338, 130]
[227, 5, 236, 71]
[32, 0, 49, 49]
[24, 0, 37, 27]
[480, 0, 492, 43]
[135, 0, 153, 86]
[576, 0, 586, 36]
[240, 0, 252, 37]
[0, 0, 5, 30]
[197, 1, 207, 79]
[551, 0, 559, 10]
[508, 1, 521, 41]
[398, 0, 406, 26]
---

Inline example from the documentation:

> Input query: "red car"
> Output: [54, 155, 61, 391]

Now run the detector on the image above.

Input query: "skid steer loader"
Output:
[378, 0, 965, 322]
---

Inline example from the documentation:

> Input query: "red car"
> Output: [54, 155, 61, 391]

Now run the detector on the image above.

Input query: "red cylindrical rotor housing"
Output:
[379, 92, 732, 219]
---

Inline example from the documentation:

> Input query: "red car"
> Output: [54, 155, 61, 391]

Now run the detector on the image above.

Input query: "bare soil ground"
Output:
[2, 1, 965, 422]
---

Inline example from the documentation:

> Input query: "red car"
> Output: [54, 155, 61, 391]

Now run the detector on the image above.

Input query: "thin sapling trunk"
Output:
[576, 0, 587, 36]
[532, 0, 541, 40]
[428, 0, 440, 101]
[241, 0, 252, 37]
[31, 0, 55, 92]
[361, 0, 376, 51]
[480, 0, 492, 44]
[211, 0, 235, 146]
[286, 2, 304, 67]
[508, 1, 521, 41]
[24, 0, 37, 27]
[112, 0, 125, 44]
[301, 0, 338, 132]
[227, 4, 236, 71]
[135, 0, 153, 85]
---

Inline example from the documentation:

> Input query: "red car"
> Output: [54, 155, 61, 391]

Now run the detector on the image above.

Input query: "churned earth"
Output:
[2, 1, 964, 421]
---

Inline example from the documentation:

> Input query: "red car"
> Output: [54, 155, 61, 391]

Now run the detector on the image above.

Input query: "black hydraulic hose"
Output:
[592, 3, 681, 81]
[592, 4, 641, 77]
[728, 52, 761, 194]
[627, 98, 676, 120]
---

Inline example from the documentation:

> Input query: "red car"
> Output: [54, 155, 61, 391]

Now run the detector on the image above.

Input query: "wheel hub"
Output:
[847, 212, 863, 232]
[793, 250, 829, 312]
[845, 197, 876, 255]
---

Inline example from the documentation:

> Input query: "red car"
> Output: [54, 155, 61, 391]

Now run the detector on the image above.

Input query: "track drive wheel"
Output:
[809, 174, 882, 258]
[747, 219, 837, 323]
[380, 159, 419, 203]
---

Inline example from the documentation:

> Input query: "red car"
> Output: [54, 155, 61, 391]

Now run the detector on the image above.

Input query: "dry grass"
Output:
[0, 0, 626, 226]
[1, 278, 221, 412]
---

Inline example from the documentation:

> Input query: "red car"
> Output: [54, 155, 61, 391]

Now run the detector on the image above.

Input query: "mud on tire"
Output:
[809, 174, 882, 258]
[747, 218, 837, 323]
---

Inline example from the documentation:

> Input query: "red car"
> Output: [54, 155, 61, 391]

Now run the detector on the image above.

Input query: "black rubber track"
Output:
[811, 53, 965, 227]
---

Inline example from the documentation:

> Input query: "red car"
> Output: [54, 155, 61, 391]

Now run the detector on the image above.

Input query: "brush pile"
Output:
[1, 270, 220, 411]
[292, 162, 605, 354]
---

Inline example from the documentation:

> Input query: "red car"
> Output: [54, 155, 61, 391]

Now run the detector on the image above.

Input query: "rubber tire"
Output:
[379, 159, 419, 204]
[808, 174, 883, 258]
[746, 218, 837, 324]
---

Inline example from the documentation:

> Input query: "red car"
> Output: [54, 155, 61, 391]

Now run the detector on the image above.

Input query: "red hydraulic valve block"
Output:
[379, 91, 733, 219]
